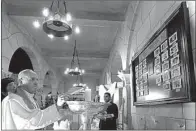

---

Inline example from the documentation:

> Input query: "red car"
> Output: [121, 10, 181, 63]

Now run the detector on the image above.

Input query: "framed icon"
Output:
[140, 91, 144, 96]
[161, 50, 169, 62]
[143, 74, 148, 83]
[143, 59, 147, 66]
[144, 88, 149, 95]
[172, 78, 182, 89]
[169, 31, 178, 45]
[154, 47, 160, 57]
[155, 56, 161, 66]
[135, 65, 139, 72]
[143, 67, 148, 74]
[156, 75, 162, 84]
[162, 60, 170, 71]
[171, 54, 180, 67]
[161, 40, 168, 52]
[170, 42, 179, 56]
[163, 81, 171, 90]
[171, 66, 181, 78]
[155, 64, 161, 74]
[162, 71, 170, 82]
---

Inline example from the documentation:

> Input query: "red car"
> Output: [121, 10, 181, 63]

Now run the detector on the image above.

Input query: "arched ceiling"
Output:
[5, 0, 131, 79]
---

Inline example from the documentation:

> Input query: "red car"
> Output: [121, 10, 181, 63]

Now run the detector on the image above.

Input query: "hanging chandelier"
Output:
[73, 75, 87, 88]
[33, 0, 80, 39]
[64, 40, 85, 76]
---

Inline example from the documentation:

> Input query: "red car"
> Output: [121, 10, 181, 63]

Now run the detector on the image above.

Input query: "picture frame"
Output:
[170, 42, 179, 56]
[161, 50, 169, 62]
[162, 60, 170, 71]
[171, 66, 181, 78]
[171, 54, 180, 67]
[169, 31, 178, 46]
[143, 67, 148, 74]
[155, 56, 161, 66]
[155, 64, 161, 74]
[154, 47, 160, 57]
[172, 78, 182, 89]
[144, 89, 149, 95]
[162, 71, 170, 82]
[143, 74, 148, 83]
[156, 75, 162, 84]
[161, 40, 168, 52]
[135, 65, 139, 72]
[143, 59, 147, 66]
[140, 91, 144, 96]
[163, 81, 171, 90]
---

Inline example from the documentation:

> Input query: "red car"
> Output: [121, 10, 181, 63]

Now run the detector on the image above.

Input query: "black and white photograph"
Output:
[162, 60, 170, 71]
[140, 91, 144, 96]
[143, 74, 148, 83]
[161, 50, 169, 62]
[171, 66, 181, 78]
[161, 40, 168, 52]
[156, 75, 162, 84]
[154, 47, 160, 57]
[144, 89, 149, 95]
[139, 62, 143, 70]
[1, 0, 195, 130]
[162, 71, 170, 82]
[169, 31, 178, 45]
[143, 59, 147, 67]
[170, 42, 179, 56]
[171, 54, 180, 67]
[135, 65, 139, 72]
[163, 81, 171, 90]
[155, 64, 161, 74]
[172, 78, 182, 89]
[155, 56, 161, 66]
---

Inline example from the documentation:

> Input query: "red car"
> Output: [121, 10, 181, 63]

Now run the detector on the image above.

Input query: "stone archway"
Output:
[8, 47, 41, 81]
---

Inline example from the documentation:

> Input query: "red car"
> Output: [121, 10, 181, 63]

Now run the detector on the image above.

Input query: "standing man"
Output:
[2, 69, 67, 130]
[99, 92, 118, 130]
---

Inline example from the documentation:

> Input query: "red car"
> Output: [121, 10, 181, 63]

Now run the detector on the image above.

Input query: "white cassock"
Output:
[2, 91, 62, 130]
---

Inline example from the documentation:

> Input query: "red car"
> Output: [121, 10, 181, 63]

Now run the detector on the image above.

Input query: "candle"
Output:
[85, 87, 91, 101]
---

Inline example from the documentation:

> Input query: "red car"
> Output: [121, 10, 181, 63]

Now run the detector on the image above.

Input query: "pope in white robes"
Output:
[1, 69, 67, 130]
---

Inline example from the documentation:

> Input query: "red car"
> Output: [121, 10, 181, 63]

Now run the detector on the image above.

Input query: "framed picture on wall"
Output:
[154, 47, 160, 57]
[161, 40, 168, 52]
[170, 42, 179, 56]
[172, 77, 182, 89]
[155, 56, 161, 66]
[163, 81, 171, 90]
[169, 31, 178, 45]
[162, 71, 170, 82]
[162, 60, 170, 71]
[161, 50, 169, 62]
[171, 66, 181, 78]
[156, 75, 162, 85]
[171, 54, 180, 67]
[155, 64, 161, 74]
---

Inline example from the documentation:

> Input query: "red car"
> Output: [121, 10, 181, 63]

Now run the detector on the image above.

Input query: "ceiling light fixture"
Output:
[33, 0, 80, 38]
[64, 40, 85, 76]
[73, 75, 87, 88]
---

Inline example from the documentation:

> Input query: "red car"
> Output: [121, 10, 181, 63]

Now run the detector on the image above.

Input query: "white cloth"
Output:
[2, 93, 62, 130]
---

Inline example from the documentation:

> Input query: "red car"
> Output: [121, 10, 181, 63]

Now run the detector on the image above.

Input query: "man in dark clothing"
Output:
[1, 78, 16, 101]
[99, 92, 118, 130]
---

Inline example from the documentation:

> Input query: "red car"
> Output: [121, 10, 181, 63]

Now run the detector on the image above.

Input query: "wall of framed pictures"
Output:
[131, 2, 196, 106]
